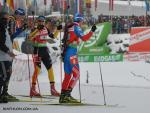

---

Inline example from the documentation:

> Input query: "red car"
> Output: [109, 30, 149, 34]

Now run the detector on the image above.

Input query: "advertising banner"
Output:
[129, 27, 150, 52]
[78, 22, 121, 62]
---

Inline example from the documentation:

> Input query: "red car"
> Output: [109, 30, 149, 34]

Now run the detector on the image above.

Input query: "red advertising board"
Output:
[129, 27, 150, 52]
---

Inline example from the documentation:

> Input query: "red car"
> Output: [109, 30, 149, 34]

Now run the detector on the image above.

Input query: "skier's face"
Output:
[15, 15, 25, 21]
[79, 20, 83, 26]
[38, 20, 45, 25]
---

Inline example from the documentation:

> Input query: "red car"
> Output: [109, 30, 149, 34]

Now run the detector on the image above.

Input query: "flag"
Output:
[75, 0, 81, 13]
[51, 0, 55, 6]
[0, 0, 6, 12]
[58, 0, 62, 9]
[60, 0, 63, 9]
[86, 0, 91, 8]
[44, 0, 47, 5]
[1, 0, 6, 6]
[75, 0, 78, 13]
[63, 0, 67, 11]
[95, 0, 97, 11]
[6, 0, 14, 11]
[79, 0, 82, 13]
[128, 0, 131, 6]
[0, 0, 3, 6]
[145, 0, 150, 11]
[0, 2, 2, 11]
[109, 0, 114, 11]
[26, 0, 31, 8]
[33, 0, 37, 7]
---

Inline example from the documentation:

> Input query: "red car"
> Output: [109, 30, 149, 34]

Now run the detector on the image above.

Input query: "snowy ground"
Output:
[0, 61, 150, 113]
[0, 82, 150, 113]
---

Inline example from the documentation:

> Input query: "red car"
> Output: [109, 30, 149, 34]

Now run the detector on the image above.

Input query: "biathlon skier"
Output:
[29, 16, 62, 97]
[59, 13, 97, 103]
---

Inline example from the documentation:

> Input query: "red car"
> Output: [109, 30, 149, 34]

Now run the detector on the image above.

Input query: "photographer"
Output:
[9, 8, 27, 40]
[0, 12, 16, 103]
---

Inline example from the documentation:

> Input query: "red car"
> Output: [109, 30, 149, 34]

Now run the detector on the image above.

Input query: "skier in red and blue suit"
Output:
[59, 13, 97, 103]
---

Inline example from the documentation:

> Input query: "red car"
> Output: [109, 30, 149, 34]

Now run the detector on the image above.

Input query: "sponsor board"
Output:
[78, 54, 123, 62]
[129, 27, 150, 52]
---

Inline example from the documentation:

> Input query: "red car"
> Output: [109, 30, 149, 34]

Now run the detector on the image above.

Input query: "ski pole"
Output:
[60, 38, 63, 89]
[98, 62, 107, 105]
[59, 21, 63, 89]
[37, 78, 42, 102]
[92, 21, 106, 105]
[79, 75, 82, 103]
[27, 55, 32, 99]
[34, 55, 42, 101]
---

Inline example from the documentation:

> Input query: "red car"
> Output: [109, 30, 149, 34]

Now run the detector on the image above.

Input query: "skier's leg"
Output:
[42, 50, 60, 96]
[48, 67, 60, 96]
[30, 55, 41, 96]
[31, 65, 41, 85]
[2, 61, 17, 100]
[59, 55, 72, 103]
[68, 55, 80, 90]
[0, 61, 4, 103]
[60, 55, 80, 103]
[0, 61, 12, 103]
[61, 72, 72, 91]
[68, 65, 80, 89]
[61, 55, 72, 91]
[66, 55, 80, 102]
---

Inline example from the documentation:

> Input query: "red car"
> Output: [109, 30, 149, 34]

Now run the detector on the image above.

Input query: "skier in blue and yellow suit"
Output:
[59, 13, 97, 103]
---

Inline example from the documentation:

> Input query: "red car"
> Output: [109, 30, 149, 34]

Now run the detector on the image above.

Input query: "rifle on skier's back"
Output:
[61, 22, 74, 61]
[61, 3, 70, 61]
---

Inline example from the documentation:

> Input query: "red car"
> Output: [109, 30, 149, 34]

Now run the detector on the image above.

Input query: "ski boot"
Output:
[5, 92, 19, 102]
[50, 83, 60, 96]
[67, 88, 79, 102]
[0, 95, 8, 103]
[59, 90, 70, 103]
[59, 90, 80, 103]
[1, 83, 19, 102]
[30, 84, 41, 97]
[0, 85, 8, 103]
[6, 92, 16, 99]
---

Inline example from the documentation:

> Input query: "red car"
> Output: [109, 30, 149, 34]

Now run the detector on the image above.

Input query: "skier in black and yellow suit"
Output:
[29, 16, 62, 96]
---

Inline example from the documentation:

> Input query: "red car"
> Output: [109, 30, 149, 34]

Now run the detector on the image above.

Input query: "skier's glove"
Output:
[57, 25, 62, 30]
[37, 25, 44, 30]
[22, 23, 28, 30]
[49, 33, 54, 39]
[91, 24, 97, 32]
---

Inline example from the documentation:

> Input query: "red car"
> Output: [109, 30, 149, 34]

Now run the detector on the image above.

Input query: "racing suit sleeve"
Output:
[28, 29, 39, 40]
[53, 30, 59, 39]
[11, 28, 23, 40]
[48, 30, 59, 39]
[74, 25, 93, 41]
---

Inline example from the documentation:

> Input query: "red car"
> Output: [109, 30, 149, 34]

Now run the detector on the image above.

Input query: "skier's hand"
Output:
[91, 24, 97, 32]
[22, 23, 28, 30]
[57, 25, 62, 30]
[7, 51, 16, 58]
[49, 33, 54, 39]
[37, 25, 44, 30]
